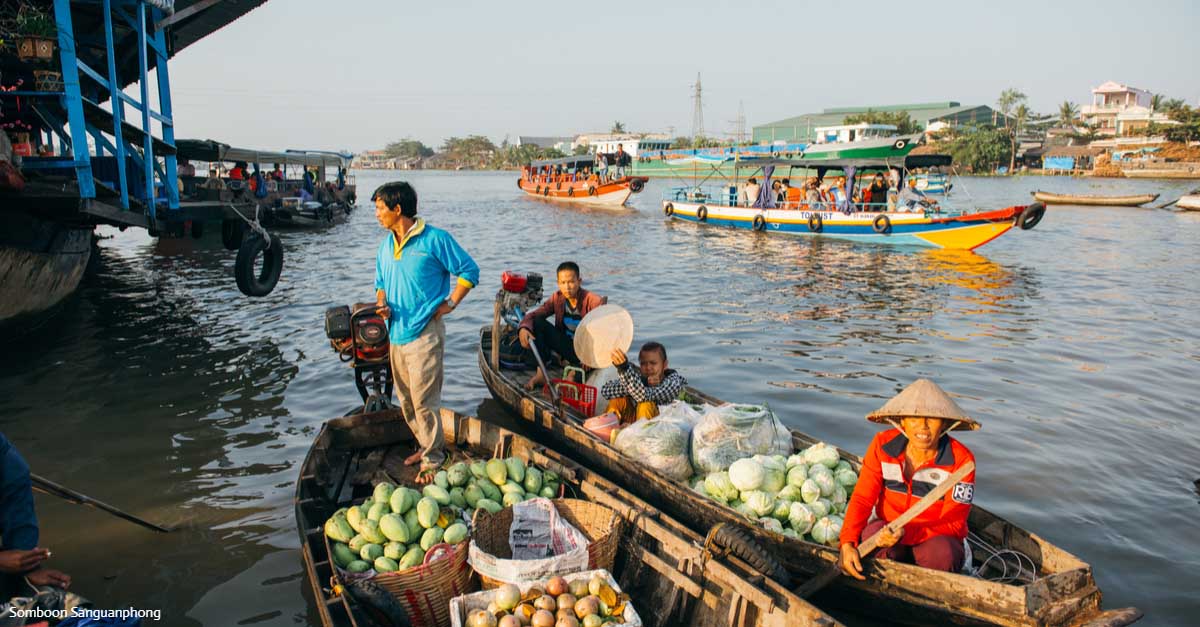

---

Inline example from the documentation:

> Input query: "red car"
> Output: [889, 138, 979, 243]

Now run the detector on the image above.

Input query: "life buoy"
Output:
[808, 214, 823, 232]
[1136, 163, 1145, 169]
[697, 206, 708, 221]
[567, 187, 575, 197]
[587, 186, 597, 196]
[235, 232, 283, 297]
[752, 214, 766, 231]
[1019, 202, 1045, 230]
[771, 151, 778, 158]
[872, 213, 892, 234]
[630, 179, 644, 193]
[893, 139, 908, 150]
[664, 202, 674, 216]
[221, 219, 245, 250]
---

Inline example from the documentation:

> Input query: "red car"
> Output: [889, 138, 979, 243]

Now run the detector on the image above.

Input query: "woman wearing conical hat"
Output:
[839, 379, 978, 579]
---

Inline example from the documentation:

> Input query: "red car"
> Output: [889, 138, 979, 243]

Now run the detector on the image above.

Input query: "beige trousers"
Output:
[389, 316, 446, 465]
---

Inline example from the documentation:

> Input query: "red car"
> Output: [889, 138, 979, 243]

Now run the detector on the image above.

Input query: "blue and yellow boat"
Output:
[661, 151, 1043, 251]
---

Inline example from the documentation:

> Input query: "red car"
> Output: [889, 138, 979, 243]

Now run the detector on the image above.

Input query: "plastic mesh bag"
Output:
[690, 404, 792, 474]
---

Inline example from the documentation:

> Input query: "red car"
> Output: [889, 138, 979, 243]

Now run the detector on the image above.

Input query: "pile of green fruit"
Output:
[323, 456, 562, 575]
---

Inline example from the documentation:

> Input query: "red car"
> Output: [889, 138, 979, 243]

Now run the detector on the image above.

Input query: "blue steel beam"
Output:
[102, 0, 129, 208]
[54, 0, 96, 198]
[136, 1, 155, 216]
[151, 4, 178, 210]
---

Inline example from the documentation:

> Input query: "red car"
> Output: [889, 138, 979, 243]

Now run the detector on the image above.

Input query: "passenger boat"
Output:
[910, 172, 953, 194]
[1175, 194, 1200, 211]
[519, 155, 649, 208]
[662, 152, 1044, 251]
[1031, 191, 1159, 206]
[476, 323, 1142, 627]
[294, 407, 840, 627]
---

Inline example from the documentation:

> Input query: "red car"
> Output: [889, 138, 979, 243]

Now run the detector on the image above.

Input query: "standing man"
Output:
[373, 182, 479, 482]
[614, 143, 630, 179]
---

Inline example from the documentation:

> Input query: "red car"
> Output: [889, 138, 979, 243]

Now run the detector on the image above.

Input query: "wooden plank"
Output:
[625, 544, 703, 598]
[1075, 607, 1144, 627]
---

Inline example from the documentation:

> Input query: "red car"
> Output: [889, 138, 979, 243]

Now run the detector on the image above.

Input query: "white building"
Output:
[1081, 81, 1171, 137]
[574, 133, 672, 157]
[810, 123, 898, 144]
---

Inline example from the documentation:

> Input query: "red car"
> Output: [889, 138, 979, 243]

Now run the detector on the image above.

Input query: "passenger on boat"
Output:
[771, 180, 784, 202]
[271, 164, 284, 181]
[177, 158, 196, 177]
[839, 379, 978, 579]
[601, 342, 687, 424]
[866, 173, 889, 210]
[0, 433, 71, 592]
[372, 181, 479, 480]
[229, 161, 248, 180]
[897, 177, 938, 212]
[614, 144, 631, 179]
[518, 261, 607, 392]
[804, 178, 823, 206]
[595, 152, 609, 182]
[741, 178, 760, 206]
[203, 168, 225, 190]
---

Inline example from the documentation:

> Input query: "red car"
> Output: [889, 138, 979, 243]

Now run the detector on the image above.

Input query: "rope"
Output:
[228, 202, 270, 246]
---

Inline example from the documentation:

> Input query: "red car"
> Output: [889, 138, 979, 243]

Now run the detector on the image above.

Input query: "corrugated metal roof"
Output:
[757, 103, 995, 129]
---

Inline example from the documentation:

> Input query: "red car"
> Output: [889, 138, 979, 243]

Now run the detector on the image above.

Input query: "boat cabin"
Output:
[175, 139, 354, 204]
[812, 123, 899, 144]
[522, 154, 603, 185]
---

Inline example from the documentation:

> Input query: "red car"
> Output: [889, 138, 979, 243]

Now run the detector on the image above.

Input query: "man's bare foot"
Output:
[404, 451, 423, 466]
[414, 467, 437, 485]
[525, 371, 545, 392]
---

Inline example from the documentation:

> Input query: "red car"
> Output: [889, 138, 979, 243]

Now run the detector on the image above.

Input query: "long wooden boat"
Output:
[477, 326, 1142, 627]
[664, 154, 1044, 251]
[295, 407, 839, 627]
[519, 155, 648, 208]
[1031, 191, 1159, 206]
[1175, 194, 1200, 211]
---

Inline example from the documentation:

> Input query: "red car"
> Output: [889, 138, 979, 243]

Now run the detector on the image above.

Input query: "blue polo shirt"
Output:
[0, 433, 38, 551]
[375, 219, 479, 345]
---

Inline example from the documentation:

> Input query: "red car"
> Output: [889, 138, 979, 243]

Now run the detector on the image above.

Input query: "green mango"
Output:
[404, 509, 422, 539]
[539, 485, 557, 498]
[416, 497, 439, 529]
[523, 467, 543, 495]
[384, 541, 406, 560]
[443, 523, 469, 545]
[423, 485, 451, 507]
[345, 560, 371, 573]
[374, 556, 399, 573]
[502, 492, 524, 507]
[398, 546, 424, 570]
[373, 482, 395, 505]
[464, 484, 484, 508]
[360, 543, 384, 562]
[325, 515, 355, 543]
[486, 459, 508, 485]
[390, 487, 415, 515]
[345, 506, 365, 534]
[543, 470, 559, 484]
[475, 498, 503, 514]
[449, 487, 467, 509]
[420, 526, 444, 551]
[500, 481, 524, 495]
[469, 460, 488, 480]
[434, 470, 450, 491]
[332, 507, 349, 519]
[367, 502, 389, 523]
[479, 481, 502, 503]
[504, 457, 526, 484]
[447, 462, 470, 487]
[348, 534, 368, 553]
[331, 542, 356, 568]
[379, 513, 411, 543]
[359, 518, 387, 544]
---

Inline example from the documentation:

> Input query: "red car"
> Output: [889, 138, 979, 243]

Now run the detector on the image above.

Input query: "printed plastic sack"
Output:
[690, 403, 792, 474]
[467, 497, 590, 585]
[613, 417, 693, 481]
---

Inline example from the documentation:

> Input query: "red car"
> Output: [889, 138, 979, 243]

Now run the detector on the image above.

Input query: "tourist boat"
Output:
[476, 322, 1143, 627]
[294, 407, 840, 627]
[1175, 194, 1200, 211]
[1031, 191, 1159, 206]
[911, 172, 953, 194]
[662, 150, 1044, 251]
[519, 155, 649, 208]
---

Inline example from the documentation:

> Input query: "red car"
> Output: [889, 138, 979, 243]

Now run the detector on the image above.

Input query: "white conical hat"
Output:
[573, 304, 634, 368]
[866, 379, 980, 431]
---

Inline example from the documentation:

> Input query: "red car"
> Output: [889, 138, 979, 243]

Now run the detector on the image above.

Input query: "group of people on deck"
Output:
[738, 170, 939, 213]
[523, 144, 632, 188]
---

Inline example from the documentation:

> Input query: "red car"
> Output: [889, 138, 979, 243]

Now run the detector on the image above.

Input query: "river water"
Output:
[0, 171, 1196, 626]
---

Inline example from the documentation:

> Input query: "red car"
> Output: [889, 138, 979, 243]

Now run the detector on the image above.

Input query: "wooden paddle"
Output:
[794, 459, 975, 598]
[31, 473, 171, 533]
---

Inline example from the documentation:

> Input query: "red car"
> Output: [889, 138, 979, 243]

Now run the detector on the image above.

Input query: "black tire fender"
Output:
[556, 182, 562, 191]
[543, 186, 550, 196]
[630, 179, 645, 193]
[697, 205, 708, 222]
[873, 213, 892, 234]
[663, 202, 674, 217]
[517, 178, 524, 189]
[752, 214, 766, 231]
[710, 523, 790, 587]
[221, 219, 245, 251]
[343, 579, 412, 627]
[535, 185, 542, 195]
[567, 187, 575, 197]
[588, 185, 597, 196]
[893, 139, 908, 150]
[235, 233, 283, 297]
[808, 213, 823, 232]
[1019, 202, 1045, 230]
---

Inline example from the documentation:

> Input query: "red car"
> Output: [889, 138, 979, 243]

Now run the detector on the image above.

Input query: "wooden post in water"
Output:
[491, 299, 501, 372]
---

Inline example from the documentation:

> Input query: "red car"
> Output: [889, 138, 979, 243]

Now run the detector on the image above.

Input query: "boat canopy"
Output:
[176, 139, 352, 168]
[528, 155, 597, 168]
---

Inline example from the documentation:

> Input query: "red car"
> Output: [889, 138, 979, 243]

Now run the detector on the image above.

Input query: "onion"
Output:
[498, 616, 522, 627]
[568, 579, 589, 598]
[555, 594, 577, 611]
[573, 596, 600, 620]
[467, 610, 498, 627]
[555, 616, 580, 627]
[533, 595, 557, 612]
[531, 609, 556, 627]
[545, 575, 568, 597]
[495, 583, 522, 611]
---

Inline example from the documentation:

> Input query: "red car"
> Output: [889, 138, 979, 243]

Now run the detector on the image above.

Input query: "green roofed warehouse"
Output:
[752, 102, 1000, 144]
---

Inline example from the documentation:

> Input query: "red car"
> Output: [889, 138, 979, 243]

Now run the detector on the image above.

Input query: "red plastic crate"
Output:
[545, 379, 597, 415]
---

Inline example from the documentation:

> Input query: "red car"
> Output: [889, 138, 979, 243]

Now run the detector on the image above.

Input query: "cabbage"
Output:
[811, 469, 836, 497]
[771, 499, 793, 521]
[782, 528, 799, 539]
[704, 472, 740, 502]
[729, 458, 765, 492]
[614, 418, 693, 481]
[691, 477, 708, 496]
[690, 404, 792, 474]
[803, 443, 841, 469]
[835, 460, 853, 473]
[835, 468, 858, 489]
[786, 465, 808, 488]
[777, 485, 804, 502]
[728, 498, 743, 510]
[760, 467, 786, 494]
[734, 501, 757, 519]
[753, 454, 786, 473]
[788, 502, 816, 535]
[741, 490, 775, 517]
[770, 454, 788, 470]
[830, 484, 847, 507]
[809, 498, 832, 519]
[758, 517, 784, 535]
[810, 516, 843, 546]
[800, 479, 821, 504]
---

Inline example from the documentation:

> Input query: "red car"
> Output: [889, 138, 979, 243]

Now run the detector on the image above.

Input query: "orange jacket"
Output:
[839, 429, 975, 548]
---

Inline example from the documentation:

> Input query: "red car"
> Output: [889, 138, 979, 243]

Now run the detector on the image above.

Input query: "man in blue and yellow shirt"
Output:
[373, 182, 479, 482]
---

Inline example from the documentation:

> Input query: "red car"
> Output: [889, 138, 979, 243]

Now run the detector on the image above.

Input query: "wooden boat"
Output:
[1175, 194, 1200, 211]
[295, 407, 840, 627]
[477, 325, 1142, 627]
[1031, 191, 1159, 206]
[519, 155, 649, 208]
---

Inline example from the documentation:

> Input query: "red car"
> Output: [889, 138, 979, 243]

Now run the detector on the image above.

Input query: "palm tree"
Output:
[1057, 101, 1080, 128]
[996, 88, 1027, 129]
[610, 121, 626, 133]
[1009, 104, 1032, 173]
[1150, 94, 1163, 112]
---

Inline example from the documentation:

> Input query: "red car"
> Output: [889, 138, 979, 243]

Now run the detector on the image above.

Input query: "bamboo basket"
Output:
[470, 498, 622, 589]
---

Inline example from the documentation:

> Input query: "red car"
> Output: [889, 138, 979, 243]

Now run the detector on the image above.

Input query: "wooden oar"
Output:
[31, 473, 171, 533]
[794, 460, 975, 598]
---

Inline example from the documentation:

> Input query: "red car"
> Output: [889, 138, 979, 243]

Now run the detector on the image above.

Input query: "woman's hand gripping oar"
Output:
[794, 460, 975, 598]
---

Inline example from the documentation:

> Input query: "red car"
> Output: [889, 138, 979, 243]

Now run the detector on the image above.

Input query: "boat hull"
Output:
[1032, 191, 1158, 206]
[662, 200, 1021, 250]
[0, 211, 92, 324]
[1174, 194, 1200, 211]
[518, 176, 645, 208]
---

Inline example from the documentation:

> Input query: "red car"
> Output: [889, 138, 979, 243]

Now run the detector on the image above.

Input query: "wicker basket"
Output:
[470, 498, 622, 589]
[326, 535, 476, 627]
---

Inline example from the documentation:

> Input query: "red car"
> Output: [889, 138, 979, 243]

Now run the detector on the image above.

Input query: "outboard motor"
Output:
[494, 272, 544, 369]
[326, 303, 393, 411]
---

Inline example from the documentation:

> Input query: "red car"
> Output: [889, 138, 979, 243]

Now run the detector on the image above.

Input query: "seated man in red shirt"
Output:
[518, 261, 606, 391]
[839, 379, 978, 579]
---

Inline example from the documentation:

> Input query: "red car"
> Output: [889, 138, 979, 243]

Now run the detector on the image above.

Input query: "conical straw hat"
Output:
[866, 379, 980, 431]
[573, 304, 634, 368]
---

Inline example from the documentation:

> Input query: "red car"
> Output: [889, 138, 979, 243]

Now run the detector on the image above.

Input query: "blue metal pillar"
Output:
[103, 0, 129, 209]
[151, 6, 178, 210]
[53, 0, 95, 199]
[136, 2, 155, 220]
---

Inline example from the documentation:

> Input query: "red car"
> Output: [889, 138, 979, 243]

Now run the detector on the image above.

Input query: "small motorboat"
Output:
[1031, 191, 1159, 206]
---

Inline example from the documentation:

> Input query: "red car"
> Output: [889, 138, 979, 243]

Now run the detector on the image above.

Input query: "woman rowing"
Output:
[839, 379, 978, 579]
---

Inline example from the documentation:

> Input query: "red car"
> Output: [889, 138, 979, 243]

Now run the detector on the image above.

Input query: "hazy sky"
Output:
[165, 0, 1200, 153]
